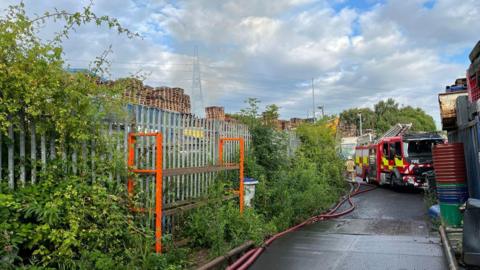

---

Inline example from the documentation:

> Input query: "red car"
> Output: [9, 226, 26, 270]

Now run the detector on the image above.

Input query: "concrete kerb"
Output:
[439, 225, 460, 270]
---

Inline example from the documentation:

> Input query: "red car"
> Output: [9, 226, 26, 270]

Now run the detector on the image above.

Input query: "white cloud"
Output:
[1, 0, 478, 127]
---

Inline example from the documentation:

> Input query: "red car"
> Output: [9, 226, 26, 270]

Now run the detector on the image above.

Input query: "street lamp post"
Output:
[357, 113, 363, 136]
[317, 105, 324, 118]
[312, 78, 315, 123]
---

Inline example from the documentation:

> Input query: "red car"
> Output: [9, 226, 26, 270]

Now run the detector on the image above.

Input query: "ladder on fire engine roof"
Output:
[379, 123, 412, 139]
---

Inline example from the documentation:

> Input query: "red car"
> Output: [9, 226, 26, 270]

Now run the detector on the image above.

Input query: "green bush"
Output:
[0, 171, 186, 269]
[184, 183, 274, 257]
[0, 4, 187, 269]
[241, 100, 346, 231]
[185, 99, 348, 255]
[253, 152, 345, 231]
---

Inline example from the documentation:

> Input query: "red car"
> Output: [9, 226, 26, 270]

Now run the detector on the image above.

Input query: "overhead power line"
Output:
[65, 58, 316, 82]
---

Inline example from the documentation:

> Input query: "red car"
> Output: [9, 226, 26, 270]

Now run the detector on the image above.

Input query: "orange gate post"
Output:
[155, 133, 163, 253]
[127, 132, 163, 253]
[219, 138, 245, 213]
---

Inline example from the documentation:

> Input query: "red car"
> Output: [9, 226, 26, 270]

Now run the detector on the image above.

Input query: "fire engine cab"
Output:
[355, 125, 444, 188]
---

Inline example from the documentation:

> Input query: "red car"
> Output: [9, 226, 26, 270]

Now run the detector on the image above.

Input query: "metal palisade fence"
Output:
[0, 103, 250, 188]
[0, 104, 303, 236]
[286, 130, 300, 157]
[129, 105, 250, 198]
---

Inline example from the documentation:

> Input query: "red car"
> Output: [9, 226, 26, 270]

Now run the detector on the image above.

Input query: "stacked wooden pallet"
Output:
[205, 106, 225, 120]
[140, 86, 154, 106]
[122, 79, 191, 114]
[156, 87, 191, 114]
[338, 121, 357, 137]
[278, 120, 291, 130]
[289, 118, 304, 129]
[123, 78, 144, 104]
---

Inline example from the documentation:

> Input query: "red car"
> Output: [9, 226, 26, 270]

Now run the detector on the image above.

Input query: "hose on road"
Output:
[226, 181, 377, 270]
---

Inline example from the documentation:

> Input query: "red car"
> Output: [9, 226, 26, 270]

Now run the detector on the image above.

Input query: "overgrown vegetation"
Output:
[1, 171, 187, 270]
[340, 98, 437, 135]
[247, 100, 346, 231]
[184, 182, 273, 257]
[184, 98, 347, 259]
[1, 2, 348, 268]
[0, 3, 187, 269]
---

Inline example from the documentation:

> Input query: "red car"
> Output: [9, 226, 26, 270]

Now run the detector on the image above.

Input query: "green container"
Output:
[439, 203, 463, 227]
[437, 183, 467, 188]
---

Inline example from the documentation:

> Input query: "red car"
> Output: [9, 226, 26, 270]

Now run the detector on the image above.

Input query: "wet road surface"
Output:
[250, 186, 447, 270]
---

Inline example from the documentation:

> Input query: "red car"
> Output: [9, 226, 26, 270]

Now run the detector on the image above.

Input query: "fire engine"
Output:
[355, 124, 445, 188]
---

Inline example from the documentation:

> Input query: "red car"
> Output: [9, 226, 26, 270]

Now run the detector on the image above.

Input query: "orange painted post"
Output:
[127, 132, 163, 253]
[219, 138, 224, 164]
[218, 137, 245, 214]
[239, 138, 244, 214]
[155, 133, 163, 253]
[127, 134, 136, 196]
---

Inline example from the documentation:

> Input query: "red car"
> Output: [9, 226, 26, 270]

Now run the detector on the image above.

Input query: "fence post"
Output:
[8, 123, 14, 189]
[108, 122, 113, 182]
[72, 148, 78, 175]
[155, 133, 163, 253]
[41, 133, 46, 171]
[127, 134, 135, 195]
[49, 137, 55, 160]
[30, 121, 36, 184]
[240, 138, 244, 214]
[19, 117, 25, 187]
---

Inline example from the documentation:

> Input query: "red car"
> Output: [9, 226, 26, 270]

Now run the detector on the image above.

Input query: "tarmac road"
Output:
[249, 186, 448, 270]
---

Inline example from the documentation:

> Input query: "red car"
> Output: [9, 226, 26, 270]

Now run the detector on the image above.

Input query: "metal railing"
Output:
[0, 104, 251, 194]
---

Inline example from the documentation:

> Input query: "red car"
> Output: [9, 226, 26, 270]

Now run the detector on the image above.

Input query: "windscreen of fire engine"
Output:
[403, 140, 443, 163]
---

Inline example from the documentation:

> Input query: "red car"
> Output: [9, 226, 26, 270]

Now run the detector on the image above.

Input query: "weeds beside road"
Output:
[184, 100, 347, 266]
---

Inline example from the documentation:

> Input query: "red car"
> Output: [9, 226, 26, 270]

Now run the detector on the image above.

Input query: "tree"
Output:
[374, 98, 399, 116]
[340, 98, 437, 135]
[339, 108, 376, 134]
[0, 3, 184, 269]
[262, 104, 280, 127]
[236, 98, 261, 128]
[0, 2, 136, 142]
[397, 106, 436, 132]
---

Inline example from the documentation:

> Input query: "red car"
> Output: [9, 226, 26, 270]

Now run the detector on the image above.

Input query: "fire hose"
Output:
[226, 181, 377, 270]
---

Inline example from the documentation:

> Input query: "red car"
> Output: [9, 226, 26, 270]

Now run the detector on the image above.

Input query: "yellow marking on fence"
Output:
[184, 129, 204, 138]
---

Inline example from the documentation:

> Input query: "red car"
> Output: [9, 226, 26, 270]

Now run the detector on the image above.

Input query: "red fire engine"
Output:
[355, 125, 444, 188]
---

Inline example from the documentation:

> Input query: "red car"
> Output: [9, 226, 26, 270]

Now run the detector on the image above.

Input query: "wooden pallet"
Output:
[122, 82, 192, 114]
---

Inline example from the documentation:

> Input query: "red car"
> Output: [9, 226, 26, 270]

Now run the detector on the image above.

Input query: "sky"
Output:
[1, 0, 479, 126]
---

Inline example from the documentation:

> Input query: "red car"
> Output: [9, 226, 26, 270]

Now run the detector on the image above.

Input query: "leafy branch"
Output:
[28, 1, 140, 43]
